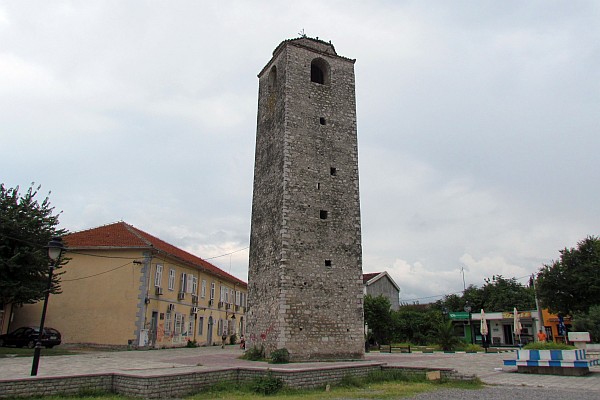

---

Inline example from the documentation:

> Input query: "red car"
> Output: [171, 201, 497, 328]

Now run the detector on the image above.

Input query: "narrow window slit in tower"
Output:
[320, 210, 328, 220]
[317, 182, 320, 190]
[325, 260, 332, 267]
[330, 167, 337, 176]
[320, 117, 326, 125]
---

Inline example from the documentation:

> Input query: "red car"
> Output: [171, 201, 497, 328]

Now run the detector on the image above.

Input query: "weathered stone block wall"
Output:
[0, 374, 113, 398]
[248, 37, 364, 361]
[0, 365, 476, 399]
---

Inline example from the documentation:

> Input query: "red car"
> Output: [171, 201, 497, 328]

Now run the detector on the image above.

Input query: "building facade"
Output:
[450, 310, 542, 346]
[247, 37, 364, 360]
[363, 272, 400, 311]
[11, 222, 247, 348]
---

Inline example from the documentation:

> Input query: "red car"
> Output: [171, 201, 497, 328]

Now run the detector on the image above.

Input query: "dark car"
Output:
[0, 327, 62, 349]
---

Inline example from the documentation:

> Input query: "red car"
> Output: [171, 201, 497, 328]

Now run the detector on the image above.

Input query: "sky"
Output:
[2, 1, 599, 304]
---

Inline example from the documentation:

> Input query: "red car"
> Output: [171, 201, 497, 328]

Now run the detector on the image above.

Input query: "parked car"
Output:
[0, 327, 61, 349]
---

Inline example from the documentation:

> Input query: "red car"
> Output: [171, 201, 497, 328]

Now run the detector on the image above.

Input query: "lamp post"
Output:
[464, 302, 473, 345]
[31, 237, 64, 376]
[442, 307, 449, 322]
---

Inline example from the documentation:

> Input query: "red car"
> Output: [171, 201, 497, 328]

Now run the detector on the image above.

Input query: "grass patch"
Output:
[4, 379, 482, 400]
[0, 347, 77, 358]
[191, 379, 482, 399]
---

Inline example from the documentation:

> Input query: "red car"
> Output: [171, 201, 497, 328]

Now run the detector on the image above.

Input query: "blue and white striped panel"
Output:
[517, 349, 587, 361]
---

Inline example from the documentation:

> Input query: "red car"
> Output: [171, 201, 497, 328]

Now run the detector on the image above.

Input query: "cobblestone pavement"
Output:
[1, 347, 599, 395]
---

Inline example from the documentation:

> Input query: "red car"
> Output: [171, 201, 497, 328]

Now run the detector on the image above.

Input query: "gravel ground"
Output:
[405, 385, 597, 399]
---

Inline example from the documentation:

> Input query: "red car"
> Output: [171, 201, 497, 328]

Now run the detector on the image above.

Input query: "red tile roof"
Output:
[65, 221, 246, 287]
[362, 272, 380, 284]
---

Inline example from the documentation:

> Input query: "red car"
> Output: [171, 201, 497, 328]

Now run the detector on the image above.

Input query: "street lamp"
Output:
[442, 307, 449, 322]
[464, 302, 473, 345]
[31, 237, 64, 376]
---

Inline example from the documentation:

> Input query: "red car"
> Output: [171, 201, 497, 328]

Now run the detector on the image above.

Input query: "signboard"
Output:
[568, 332, 590, 342]
[449, 312, 470, 320]
[501, 311, 531, 319]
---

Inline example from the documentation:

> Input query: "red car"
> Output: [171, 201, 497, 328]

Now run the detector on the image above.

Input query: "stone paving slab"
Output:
[1, 346, 599, 393]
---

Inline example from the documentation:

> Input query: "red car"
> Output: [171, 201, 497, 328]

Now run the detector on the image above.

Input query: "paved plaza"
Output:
[1, 347, 599, 395]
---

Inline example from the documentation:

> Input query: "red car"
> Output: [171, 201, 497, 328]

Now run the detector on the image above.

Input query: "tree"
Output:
[479, 275, 535, 312]
[364, 294, 393, 345]
[536, 236, 600, 315]
[0, 183, 67, 305]
[436, 277, 535, 314]
[573, 305, 600, 343]
[393, 305, 441, 345]
[431, 320, 464, 351]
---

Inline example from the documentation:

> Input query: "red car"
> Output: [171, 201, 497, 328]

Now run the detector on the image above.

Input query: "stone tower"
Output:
[247, 37, 364, 361]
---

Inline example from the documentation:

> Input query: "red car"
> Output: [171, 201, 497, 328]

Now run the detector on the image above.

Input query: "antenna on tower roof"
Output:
[298, 28, 306, 38]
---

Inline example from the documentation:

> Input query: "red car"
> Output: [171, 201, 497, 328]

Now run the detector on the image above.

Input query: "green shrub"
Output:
[241, 345, 265, 361]
[186, 340, 198, 348]
[250, 371, 284, 395]
[269, 348, 290, 364]
[464, 344, 483, 352]
[432, 321, 464, 351]
[523, 342, 576, 350]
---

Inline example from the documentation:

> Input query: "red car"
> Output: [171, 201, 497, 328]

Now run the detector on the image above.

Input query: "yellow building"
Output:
[12, 222, 247, 348]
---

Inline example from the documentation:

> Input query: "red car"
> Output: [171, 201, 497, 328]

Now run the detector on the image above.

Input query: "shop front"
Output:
[450, 309, 541, 346]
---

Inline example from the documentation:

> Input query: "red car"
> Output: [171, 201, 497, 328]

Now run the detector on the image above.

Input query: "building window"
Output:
[320, 117, 326, 125]
[330, 167, 337, 176]
[192, 276, 198, 295]
[320, 210, 328, 220]
[310, 58, 330, 85]
[325, 260, 332, 267]
[180, 273, 187, 293]
[235, 290, 241, 306]
[201, 279, 207, 298]
[187, 274, 194, 294]
[174, 313, 184, 336]
[165, 311, 172, 334]
[210, 282, 215, 300]
[168, 268, 175, 291]
[187, 320, 193, 337]
[154, 264, 163, 287]
[198, 316, 204, 335]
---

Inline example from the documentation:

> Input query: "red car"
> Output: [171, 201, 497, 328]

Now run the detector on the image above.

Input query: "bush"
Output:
[186, 340, 198, 348]
[250, 371, 284, 395]
[241, 345, 265, 361]
[523, 342, 576, 350]
[269, 348, 290, 364]
[463, 344, 483, 352]
[432, 321, 464, 351]
[573, 305, 600, 343]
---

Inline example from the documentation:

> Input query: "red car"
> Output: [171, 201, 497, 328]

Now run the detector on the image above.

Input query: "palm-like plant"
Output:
[432, 321, 463, 351]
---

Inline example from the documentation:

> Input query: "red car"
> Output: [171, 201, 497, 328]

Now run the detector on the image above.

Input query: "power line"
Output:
[62, 261, 134, 282]
[204, 246, 249, 260]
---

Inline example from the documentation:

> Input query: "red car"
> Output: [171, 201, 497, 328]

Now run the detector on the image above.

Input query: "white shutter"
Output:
[180, 273, 187, 292]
